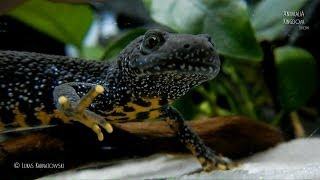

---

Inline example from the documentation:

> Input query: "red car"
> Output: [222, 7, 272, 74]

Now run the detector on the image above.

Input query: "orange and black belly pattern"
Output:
[102, 97, 169, 122]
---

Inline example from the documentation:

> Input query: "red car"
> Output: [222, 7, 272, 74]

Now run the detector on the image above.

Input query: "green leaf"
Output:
[102, 28, 147, 60]
[275, 46, 317, 111]
[80, 46, 105, 60]
[7, 0, 93, 48]
[199, 101, 213, 115]
[252, 0, 307, 41]
[143, 0, 262, 61]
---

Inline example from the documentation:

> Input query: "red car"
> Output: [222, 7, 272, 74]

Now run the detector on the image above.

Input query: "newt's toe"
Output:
[56, 85, 112, 141]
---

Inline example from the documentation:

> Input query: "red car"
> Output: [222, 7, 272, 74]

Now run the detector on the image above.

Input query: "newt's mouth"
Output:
[142, 56, 220, 79]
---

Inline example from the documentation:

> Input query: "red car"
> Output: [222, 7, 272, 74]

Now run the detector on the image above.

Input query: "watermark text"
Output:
[13, 162, 64, 169]
[283, 10, 309, 30]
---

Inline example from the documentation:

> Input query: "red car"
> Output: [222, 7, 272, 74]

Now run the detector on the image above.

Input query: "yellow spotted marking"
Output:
[52, 109, 72, 123]
[13, 108, 28, 128]
[34, 107, 52, 125]
[120, 112, 137, 120]
[127, 97, 161, 111]
[217, 164, 227, 170]
[186, 143, 198, 155]
[112, 106, 124, 113]
[108, 97, 162, 121]
[148, 110, 161, 119]
[146, 98, 162, 108]
[198, 157, 207, 165]
[0, 117, 5, 129]
[126, 102, 147, 112]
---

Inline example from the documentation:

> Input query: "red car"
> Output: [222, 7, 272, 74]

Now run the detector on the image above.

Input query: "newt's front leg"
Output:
[161, 106, 234, 172]
[53, 82, 113, 141]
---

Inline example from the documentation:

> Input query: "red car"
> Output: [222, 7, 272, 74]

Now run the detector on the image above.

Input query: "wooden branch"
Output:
[114, 116, 284, 157]
[0, 116, 284, 178]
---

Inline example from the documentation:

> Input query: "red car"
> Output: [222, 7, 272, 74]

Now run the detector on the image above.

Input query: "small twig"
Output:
[290, 111, 305, 138]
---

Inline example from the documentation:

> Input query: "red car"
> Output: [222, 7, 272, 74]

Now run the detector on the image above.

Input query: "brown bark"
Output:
[0, 116, 284, 178]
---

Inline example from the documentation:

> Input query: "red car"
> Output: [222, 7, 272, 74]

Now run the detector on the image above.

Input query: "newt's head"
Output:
[118, 29, 220, 99]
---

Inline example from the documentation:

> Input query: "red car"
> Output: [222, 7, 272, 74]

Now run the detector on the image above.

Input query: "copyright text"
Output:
[13, 162, 64, 169]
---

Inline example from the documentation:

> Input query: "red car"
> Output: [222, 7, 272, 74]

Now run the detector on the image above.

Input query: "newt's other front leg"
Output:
[161, 106, 234, 172]
[53, 82, 113, 141]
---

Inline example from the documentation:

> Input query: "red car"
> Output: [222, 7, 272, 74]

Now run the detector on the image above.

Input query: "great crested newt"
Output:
[0, 29, 233, 171]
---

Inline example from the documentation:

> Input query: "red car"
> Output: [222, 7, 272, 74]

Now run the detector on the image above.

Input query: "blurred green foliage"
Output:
[6, 0, 318, 125]
[8, 0, 93, 49]
[101, 28, 147, 60]
[275, 46, 316, 111]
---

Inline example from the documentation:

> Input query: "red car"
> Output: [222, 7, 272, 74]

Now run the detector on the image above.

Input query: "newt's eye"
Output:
[141, 32, 163, 53]
[145, 36, 160, 49]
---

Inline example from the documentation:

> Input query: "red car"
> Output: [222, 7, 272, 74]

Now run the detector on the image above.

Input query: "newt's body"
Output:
[0, 29, 232, 171]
